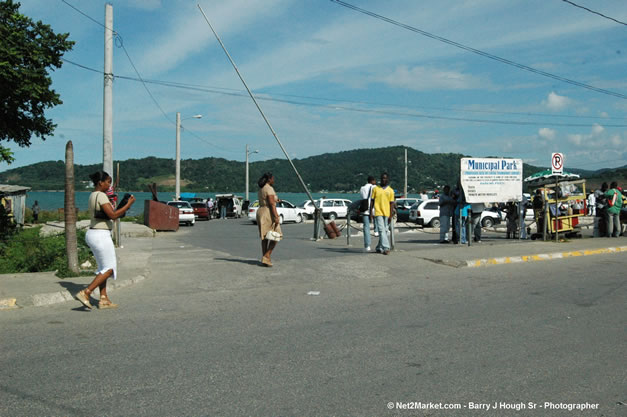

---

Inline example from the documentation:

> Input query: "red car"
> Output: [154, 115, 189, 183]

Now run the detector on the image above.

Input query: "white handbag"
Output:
[265, 230, 282, 241]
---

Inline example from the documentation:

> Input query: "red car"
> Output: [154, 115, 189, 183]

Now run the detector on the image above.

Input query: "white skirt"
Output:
[85, 229, 117, 280]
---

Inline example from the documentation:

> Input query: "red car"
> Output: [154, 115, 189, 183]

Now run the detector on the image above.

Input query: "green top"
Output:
[605, 189, 623, 214]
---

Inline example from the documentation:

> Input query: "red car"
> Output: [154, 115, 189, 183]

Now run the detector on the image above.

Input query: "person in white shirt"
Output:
[359, 176, 376, 252]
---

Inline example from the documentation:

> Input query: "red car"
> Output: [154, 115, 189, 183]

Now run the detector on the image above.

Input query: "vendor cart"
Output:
[524, 170, 587, 241]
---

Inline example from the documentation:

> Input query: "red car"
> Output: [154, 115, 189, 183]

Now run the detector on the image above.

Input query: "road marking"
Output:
[466, 246, 627, 267]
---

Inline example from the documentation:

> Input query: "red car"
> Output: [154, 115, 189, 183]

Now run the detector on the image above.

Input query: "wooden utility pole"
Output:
[64, 141, 79, 275]
[103, 3, 114, 177]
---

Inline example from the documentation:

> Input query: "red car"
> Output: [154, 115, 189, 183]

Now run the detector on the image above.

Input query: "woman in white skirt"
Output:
[75, 171, 135, 309]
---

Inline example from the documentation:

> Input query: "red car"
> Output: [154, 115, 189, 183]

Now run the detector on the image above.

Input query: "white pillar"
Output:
[175, 112, 181, 200]
[245, 144, 250, 202]
[404, 147, 408, 197]
[103, 3, 114, 177]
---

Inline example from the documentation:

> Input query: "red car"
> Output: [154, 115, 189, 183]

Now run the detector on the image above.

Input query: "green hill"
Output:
[0, 146, 624, 193]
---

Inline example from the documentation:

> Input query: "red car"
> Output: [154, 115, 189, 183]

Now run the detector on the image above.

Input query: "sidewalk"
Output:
[0, 223, 154, 310]
[1, 219, 625, 309]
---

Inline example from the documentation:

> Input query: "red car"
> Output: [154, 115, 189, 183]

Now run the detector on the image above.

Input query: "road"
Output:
[1, 218, 625, 416]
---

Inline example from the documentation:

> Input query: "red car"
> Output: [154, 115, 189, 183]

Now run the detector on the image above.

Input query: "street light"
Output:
[245, 144, 259, 202]
[175, 112, 202, 200]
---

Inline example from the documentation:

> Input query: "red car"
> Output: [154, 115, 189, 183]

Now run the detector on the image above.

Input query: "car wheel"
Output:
[482, 217, 494, 228]
[295, 214, 303, 223]
[429, 218, 440, 228]
[328, 212, 337, 221]
[279, 214, 284, 224]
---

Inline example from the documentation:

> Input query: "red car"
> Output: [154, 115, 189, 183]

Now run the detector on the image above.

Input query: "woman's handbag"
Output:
[265, 224, 282, 241]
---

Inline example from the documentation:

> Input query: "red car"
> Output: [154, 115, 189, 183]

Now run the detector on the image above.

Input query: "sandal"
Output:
[99, 296, 118, 309]
[76, 290, 92, 309]
[261, 256, 273, 267]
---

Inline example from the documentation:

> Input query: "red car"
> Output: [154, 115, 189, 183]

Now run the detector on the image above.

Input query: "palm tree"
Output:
[65, 141, 79, 274]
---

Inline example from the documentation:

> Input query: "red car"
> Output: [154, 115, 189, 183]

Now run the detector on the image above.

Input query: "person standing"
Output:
[75, 171, 135, 309]
[256, 172, 281, 267]
[370, 172, 395, 255]
[587, 191, 596, 216]
[438, 185, 455, 243]
[207, 198, 214, 220]
[359, 176, 376, 252]
[594, 183, 608, 237]
[32, 200, 40, 224]
[605, 181, 623, 237]
[470, 203, 487, 242]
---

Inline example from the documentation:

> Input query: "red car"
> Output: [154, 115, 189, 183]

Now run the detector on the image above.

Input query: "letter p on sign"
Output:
[551, 153, 564, 175]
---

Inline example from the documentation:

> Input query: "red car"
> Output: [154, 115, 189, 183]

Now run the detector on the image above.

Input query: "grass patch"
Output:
[0, 227, 95, 277]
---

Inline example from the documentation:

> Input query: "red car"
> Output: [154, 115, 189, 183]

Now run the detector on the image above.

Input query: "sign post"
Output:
[552, 153, 564, 243]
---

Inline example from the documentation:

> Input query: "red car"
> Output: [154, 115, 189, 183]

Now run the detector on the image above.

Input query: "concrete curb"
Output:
[0, 268, 150, 309]
[465, 245, 627, 268]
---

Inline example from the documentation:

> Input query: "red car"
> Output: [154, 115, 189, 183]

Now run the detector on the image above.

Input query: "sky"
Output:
[2, 0, 627, 173]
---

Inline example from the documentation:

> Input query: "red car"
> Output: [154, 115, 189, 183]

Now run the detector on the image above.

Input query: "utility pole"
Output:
[175, 113, 202, 200]
[404, 147, 408, 197]
[103, 3, 114, 177]
[175, 112, 181, 200]
[245, 144, 258, 202]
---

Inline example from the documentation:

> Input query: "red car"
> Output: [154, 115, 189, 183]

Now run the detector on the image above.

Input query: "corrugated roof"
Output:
[0, 184, 31, 194]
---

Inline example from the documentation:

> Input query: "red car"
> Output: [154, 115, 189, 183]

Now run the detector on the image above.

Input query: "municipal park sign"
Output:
[461, 158, 523, 203]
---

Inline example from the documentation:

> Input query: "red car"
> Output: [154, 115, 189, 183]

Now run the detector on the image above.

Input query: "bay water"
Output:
[26, 191, 422, 217]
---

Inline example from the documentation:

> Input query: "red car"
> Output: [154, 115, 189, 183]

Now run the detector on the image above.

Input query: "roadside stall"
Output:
[524, 170, 586, 241]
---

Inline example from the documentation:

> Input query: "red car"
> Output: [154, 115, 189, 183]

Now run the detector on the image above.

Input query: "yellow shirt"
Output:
[372, 185, 395, 217]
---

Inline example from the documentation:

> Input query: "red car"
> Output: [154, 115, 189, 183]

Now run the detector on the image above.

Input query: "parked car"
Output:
[166, 201, 195, 226]
[190, 202, 210, 220]
[247, 200, 305, 224]
[409, 199, 440, 227]
[297, 198, 353, 220]
[395, 198, 421, 222]
[408, 200, 508, 228]
[319, 198, 352, 220]
[215, 194, 243, 218]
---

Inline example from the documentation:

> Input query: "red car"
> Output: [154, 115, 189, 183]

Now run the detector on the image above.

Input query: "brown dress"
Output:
[257, 184, 282, 240]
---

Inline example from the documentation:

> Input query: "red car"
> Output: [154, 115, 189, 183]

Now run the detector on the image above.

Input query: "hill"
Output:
[0, 146, 624, 193]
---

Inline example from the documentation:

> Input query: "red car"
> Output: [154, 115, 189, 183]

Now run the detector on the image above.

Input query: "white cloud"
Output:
[538, 128, 556, 141]
[568, 134, 583, 146]
[381, 66, 489, 91]
[592, 124, 604, 135]
[543, 92, 572, 111]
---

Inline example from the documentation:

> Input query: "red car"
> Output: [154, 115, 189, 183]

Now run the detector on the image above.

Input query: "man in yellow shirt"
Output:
[370, 172, 396, 255]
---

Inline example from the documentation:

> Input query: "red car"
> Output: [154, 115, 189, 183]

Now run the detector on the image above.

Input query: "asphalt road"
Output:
[1, 219, 625, 416]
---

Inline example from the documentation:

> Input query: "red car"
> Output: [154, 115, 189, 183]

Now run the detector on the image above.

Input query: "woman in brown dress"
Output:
[256, 172, 282, 267]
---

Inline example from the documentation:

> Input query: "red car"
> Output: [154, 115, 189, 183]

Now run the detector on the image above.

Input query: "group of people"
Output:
[359, 173, 396, 254]
[591, 182, 624, 238]
[436, 184, 488, 244]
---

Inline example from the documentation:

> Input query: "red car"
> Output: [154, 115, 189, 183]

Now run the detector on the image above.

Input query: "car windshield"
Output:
[191, 203, 205, 208]
[169, 202, 191, 208]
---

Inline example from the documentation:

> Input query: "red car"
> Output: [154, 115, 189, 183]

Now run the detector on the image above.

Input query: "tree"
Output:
[0, 0, 74, 164]
[64, 140, 78, 275]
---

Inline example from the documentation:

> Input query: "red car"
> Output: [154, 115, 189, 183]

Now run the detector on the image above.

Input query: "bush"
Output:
[24, 208, 90, 223]
[0, 227, 94, 276]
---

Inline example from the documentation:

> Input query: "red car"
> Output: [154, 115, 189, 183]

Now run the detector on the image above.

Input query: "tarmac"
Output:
[1, 217, 625, 310]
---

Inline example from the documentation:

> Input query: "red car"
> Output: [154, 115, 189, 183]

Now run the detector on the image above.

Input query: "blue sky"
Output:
[3, 0, 627, 173]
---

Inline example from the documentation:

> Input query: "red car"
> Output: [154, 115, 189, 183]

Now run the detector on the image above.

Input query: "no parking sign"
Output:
[551, 153, 564, 175]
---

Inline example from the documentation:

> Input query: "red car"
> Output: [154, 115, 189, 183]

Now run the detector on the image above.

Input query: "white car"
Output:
[408, 199, 505, 228]
[247, 200, 305, 224]
[297, 198, 353, 220]
[167, 201, 195, 226]
[409, 199, 440, 227]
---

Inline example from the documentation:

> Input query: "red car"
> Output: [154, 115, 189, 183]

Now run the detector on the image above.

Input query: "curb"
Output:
[466, 246, 627, 268]
[0, 268, 149, 309]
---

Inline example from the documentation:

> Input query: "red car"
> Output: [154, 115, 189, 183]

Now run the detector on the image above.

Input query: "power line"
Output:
[61, 58, 627, 129]
[330, 0, 627, 100]
[560, 0, 627, 27]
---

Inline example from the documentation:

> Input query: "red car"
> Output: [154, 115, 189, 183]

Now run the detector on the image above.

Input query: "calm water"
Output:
[26, 191, 419, 217]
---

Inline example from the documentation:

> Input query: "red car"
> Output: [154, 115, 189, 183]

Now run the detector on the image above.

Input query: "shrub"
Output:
[0, 227, 94, 276]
